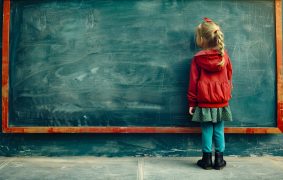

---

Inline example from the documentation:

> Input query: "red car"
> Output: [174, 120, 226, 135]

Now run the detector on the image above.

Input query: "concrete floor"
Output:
[0, 156, 283, 180]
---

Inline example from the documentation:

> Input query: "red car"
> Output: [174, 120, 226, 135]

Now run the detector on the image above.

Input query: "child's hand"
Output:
[189, 107, 195, 115]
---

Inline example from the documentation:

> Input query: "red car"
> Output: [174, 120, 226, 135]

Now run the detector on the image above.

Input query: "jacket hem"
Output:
[188, 103, 198, 107]
[198, 102, 229, 108]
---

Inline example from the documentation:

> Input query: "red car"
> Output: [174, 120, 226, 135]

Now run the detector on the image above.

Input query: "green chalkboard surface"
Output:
[9, 0, 276, 127]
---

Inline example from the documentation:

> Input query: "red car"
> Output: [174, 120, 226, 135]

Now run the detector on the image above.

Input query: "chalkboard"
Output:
[8, 0, 276, 127]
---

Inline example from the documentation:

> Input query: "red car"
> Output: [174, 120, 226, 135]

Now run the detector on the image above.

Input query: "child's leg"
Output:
[201, 122, 213, 153]
[213, 121, 226, 170]
[213, 121, 225, 152]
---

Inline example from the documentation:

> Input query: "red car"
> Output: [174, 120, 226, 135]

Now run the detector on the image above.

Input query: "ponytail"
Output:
[215, 30, 225, 67]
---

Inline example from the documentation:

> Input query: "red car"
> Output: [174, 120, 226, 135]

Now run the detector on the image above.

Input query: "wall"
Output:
[1, 133, 283, 156]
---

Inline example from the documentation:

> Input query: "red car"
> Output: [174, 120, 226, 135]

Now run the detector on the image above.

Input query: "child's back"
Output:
[188, 49, 232, 108]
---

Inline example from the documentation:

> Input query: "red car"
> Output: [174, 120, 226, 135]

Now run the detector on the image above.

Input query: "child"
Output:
[187, 17, 233, 170]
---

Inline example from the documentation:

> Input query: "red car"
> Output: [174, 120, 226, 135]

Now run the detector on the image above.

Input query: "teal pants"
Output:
[201, 121, 225, 153]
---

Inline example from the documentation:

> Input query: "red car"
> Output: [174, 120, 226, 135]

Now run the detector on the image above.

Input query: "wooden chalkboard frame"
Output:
[2, 0, 283, 133]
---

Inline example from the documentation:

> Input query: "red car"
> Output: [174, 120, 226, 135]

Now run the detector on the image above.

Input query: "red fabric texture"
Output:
[187, 49, 233, 108]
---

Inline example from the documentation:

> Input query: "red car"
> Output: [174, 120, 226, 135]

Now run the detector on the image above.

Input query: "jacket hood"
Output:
[194, 49, 225, 72]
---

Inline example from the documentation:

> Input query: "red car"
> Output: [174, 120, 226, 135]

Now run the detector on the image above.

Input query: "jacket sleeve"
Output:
[187, 58, 200, 107]
[227, 56, 233, 89]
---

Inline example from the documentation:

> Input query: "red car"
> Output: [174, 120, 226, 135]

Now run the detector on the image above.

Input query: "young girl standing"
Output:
[187, 18, 233, 170]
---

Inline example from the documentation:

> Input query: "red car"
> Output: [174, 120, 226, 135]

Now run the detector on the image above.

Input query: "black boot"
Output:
[214, 151, 226, 170]
[197, 152, 213, 170]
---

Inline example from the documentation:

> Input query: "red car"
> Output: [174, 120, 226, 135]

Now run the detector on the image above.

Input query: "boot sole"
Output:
[197, 164, 213, 170]
[214, 165, 226, 170]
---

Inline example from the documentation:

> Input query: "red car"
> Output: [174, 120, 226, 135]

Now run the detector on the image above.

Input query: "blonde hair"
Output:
[196, 18, 225, 67]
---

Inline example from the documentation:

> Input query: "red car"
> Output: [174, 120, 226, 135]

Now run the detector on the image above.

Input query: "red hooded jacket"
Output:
[187, 49, 233, 108]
